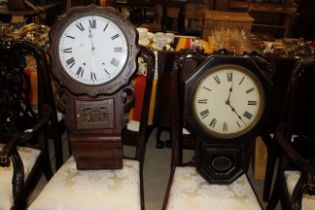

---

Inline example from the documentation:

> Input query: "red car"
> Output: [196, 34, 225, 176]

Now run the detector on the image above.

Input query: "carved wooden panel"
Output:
[75, 99, 114, 130]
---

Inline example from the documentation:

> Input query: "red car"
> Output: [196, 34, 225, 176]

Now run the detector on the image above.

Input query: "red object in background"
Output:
[132, 75, 146, 121]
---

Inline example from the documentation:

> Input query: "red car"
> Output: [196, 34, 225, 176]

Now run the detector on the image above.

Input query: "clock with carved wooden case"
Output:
[49, 4, 139, 169]
[184, 55, 271, 184]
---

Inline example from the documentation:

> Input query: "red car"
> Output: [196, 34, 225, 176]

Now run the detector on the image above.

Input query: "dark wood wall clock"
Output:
[49, 4, 139, 169]
[183, 55, 272, 184]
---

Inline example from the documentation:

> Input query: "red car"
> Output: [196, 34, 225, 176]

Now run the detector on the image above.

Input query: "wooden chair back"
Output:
[0, 40, 53, 210]
[267, 58, 315, 210]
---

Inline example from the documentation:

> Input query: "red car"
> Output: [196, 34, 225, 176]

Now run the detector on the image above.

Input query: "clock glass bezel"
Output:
[192, 65, 265, 139]
[57, 14, 129, 86]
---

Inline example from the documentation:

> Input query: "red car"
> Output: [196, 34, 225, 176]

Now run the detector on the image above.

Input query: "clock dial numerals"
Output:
[103, 22, 109, 31]
[66, 35, 75, 39]
[66, 57, 76, 68]
[213, 75, 221, 84]
[248, 101, 257, 105]
[114, 47, 123, 52]
[209, 118, 217, 128]
[76, 22, 85, 31]
[197, 99, 208, 104]
[104, 69, 110, 76]
[246, 87, 255, 94]
[227, 72, 233, 82]
[203, 86, 211, 92]
[58, 15, 128, 85]
[223, 122, 228, 131]
[90, 72, 97, 81]
[200, 109, 210, 119]
[110, 58, 120, 67]
[193, 66, 264, 138]
[243, 111, 253, 120]
[111, 34, 120, 40]
[89, 18, 96, 28]
[76, 67, 84, 78]
[63, 48, 72, 53]
[239, 76, 245, 85]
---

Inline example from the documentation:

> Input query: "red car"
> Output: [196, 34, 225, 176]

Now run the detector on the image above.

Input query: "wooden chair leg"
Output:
[156, 127, 165, 148]
[52, 132, 63, 169]
[43, 142, 53, 179]
[266, 171, 280, 210]
[262, 134, 278, 201]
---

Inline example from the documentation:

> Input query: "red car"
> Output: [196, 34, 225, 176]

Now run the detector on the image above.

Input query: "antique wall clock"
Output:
[49, 5, 139, 169]
[184, 55, 272, 184]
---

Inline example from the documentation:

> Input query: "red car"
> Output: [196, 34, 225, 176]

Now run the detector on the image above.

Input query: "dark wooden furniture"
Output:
[228, 0, 297, 38]
[0, 2, 61, 25]
[113, 0, 156, 24]
[28, 43, 155, 210]
[292, 0, 315, 40]
[0, 40, 53, 210]
[122, 46, 156, 147]
[260, 56, 299, 201]
[267, 58, 315, 210]
[155, 50, 205, 149]
[162, 51, 273, 209]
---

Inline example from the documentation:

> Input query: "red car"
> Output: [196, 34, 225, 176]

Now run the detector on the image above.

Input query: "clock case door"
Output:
[49, 5, 139, 169]
[184, 55, 273, 184]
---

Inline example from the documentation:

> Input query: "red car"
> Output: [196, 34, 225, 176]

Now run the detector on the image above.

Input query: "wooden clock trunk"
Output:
[64, 91, 125, 169]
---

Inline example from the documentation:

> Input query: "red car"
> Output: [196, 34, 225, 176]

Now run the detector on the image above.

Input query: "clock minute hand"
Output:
[225, 100, 246, 124]
[226, 84, 233, 103]
[88, 27, 96, 55]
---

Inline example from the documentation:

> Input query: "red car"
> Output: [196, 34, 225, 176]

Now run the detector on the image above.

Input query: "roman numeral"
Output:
[63, 48, 72, 53]
[248, 101, 257, 105]
[200, 109, 209, 119]
[246, 88, 255, 94]
[90, 72, 97, 81]
[114, 47, 123, 52]
[203, 86, 211, 92]
[214, 75, 220, 84]
[103, 22, 109, 31]
[110, 58, 119, 67]
[197, 99, 208, 104]
[76, 22, 85, 31]
[239, 76, 245, 85]
[111, 34, 120, 40]
[243, 111, 253, 120]
[104, 69, 110, 76]
[227, 72, 233, 82]
[209, 118, 217, 128]
[66, 57, 75, 68]
[76, 67, 84, 78]
[223, 122, 228, 131]
[89, 19, 96, 28]
[236, 121, 241, 128]
[66, 35, 75, 39]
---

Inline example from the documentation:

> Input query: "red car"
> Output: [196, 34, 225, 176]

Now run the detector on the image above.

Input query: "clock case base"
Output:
[70, 134, 123, 169]
[196, 137, 251, 184]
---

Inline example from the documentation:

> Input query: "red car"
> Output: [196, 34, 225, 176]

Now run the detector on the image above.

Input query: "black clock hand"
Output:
[225, 100, 246, 124]
[226, 84, 233, 104]
[88, 27, 96, 55]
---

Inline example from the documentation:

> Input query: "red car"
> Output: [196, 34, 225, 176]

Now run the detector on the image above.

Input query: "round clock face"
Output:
[193, 65, 265, 138]
[58, 15, 128, 86]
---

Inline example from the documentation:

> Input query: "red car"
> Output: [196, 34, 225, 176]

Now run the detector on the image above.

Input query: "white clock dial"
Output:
[193, 66, 265, 138]
[58, 15, 128, 85]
